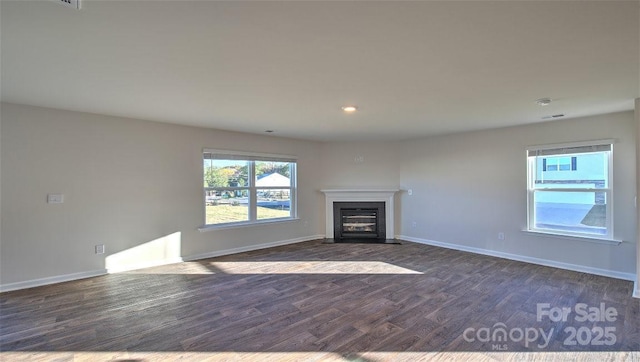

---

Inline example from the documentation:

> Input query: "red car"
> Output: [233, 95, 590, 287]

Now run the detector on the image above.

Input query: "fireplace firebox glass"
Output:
[333, 202, 385, 239]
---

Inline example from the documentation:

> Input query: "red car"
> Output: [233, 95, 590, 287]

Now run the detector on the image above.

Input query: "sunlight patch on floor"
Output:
[122, 260, 422, 275]
[123, 261, 218, 274]
[208, 261, 423, 274]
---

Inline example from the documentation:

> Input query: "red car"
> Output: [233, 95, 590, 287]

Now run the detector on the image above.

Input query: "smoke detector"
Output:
[51, 0, 81, 9]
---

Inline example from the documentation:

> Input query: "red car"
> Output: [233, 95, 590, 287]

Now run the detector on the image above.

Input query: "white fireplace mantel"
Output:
[321, 189, 400, 239]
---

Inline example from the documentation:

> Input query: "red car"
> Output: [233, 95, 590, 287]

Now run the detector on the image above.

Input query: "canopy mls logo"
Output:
[462, 302, 618, 351]
[462, 323, 553, 350]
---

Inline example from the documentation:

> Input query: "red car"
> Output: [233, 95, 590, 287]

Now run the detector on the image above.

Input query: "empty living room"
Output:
[1, 0, 639, 361]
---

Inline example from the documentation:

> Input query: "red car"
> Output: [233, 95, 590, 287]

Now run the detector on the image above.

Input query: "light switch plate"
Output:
[47, 194, 64, 204]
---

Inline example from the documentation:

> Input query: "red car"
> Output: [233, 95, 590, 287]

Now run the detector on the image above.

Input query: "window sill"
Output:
[522, 229, 622, 245]
[199, 217, 300, 232]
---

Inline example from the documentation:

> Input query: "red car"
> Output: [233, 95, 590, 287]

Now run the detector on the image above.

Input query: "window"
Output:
[203, 150, 297, 226]
[542, 156, 577, 171]
[527, 141, 613, 239]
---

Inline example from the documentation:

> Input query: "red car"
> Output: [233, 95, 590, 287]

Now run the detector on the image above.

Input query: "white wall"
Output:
[398, 111, 637, 277]
[1, 103, 637, 290]
[320, 140, 403, 232]
[320, 141, 401, 189]
[0, 103, 325, 288]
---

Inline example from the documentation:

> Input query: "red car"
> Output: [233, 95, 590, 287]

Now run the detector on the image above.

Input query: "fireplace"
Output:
[321, 189, 399, 240]
[333, 202, 386, 240]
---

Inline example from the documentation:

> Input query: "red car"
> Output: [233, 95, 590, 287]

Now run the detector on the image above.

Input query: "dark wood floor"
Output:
[1, 239, 638, 361]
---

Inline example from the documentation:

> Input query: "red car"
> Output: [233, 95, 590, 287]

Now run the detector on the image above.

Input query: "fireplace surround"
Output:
[321, 189, 399, 239]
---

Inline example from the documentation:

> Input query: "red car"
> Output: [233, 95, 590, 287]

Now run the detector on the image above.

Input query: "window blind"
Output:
[527, 143, 612, 157]
[203, 151, 297, 163]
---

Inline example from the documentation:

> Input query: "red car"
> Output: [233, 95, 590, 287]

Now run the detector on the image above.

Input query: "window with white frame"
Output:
[526, 141, 613, 239]
[203, 150, 297, 226]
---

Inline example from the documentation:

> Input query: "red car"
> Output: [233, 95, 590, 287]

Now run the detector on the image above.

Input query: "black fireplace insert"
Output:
[333, 202, 386, 240]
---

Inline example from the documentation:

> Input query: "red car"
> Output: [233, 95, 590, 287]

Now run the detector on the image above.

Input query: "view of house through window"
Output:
[203, 151, 296, 226]
[527, 142, 612, 239]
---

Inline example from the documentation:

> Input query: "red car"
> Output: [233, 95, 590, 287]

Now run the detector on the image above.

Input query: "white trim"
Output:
[398, 235, 635, 282]
[635, 98, 640, 300]
[106, 257, 184, 274]
[521, 229, 622, 245]
[183, 234, 324, 262]
[321, 189, 399, 239]
[320, 189, 400, 193]
[0, 269, 107, 293]
[199, 217, 300, 232]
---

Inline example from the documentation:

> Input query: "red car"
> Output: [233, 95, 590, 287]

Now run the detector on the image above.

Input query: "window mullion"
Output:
[205, 187, 246, 192]
[291, 163, 297, 218]
[533, 188, 611, 192]
[249, 161, 257, 221]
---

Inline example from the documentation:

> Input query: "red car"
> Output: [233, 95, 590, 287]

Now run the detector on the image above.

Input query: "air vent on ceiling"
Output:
[51, 0, 81, 10]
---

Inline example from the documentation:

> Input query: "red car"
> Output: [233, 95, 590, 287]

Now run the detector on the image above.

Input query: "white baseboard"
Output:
[0, 269, 107, 293]
[183, 234, 325, 262]
[634, 280, 640, 299]
[397, 235, 636, 282]
[106, 257, 185, 274]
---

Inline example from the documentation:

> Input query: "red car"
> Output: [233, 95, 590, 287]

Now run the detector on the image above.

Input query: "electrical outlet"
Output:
[95, 244, 105, 254]
[498, 232, 505, 240]
[412, 221, 417, 228]
[47, 194, 64, 204]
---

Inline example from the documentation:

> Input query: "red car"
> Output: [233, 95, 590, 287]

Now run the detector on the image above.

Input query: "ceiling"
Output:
[1, 0, 638, 142]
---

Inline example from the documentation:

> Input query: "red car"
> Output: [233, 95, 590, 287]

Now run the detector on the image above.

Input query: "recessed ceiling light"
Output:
[535, 98, 552, 106]
[341, 106, 358, 112]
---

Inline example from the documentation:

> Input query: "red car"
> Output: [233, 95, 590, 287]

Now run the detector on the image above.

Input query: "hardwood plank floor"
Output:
[1, 239, 638, 361]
